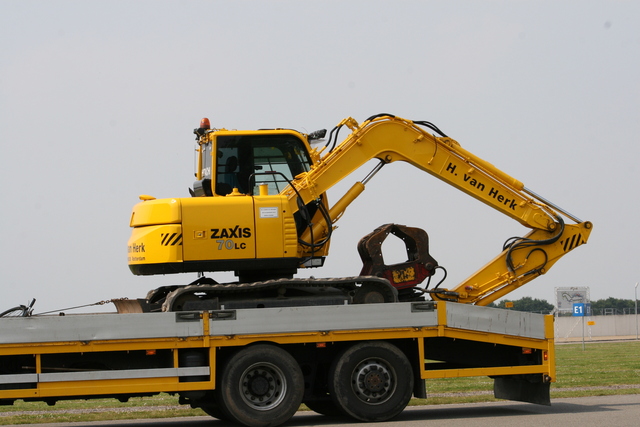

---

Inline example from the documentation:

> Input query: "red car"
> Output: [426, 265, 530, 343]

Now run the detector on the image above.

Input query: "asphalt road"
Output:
[9, 394, 639, 427]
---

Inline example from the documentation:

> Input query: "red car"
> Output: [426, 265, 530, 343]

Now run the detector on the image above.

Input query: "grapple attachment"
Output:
[358, 224, 438, 290]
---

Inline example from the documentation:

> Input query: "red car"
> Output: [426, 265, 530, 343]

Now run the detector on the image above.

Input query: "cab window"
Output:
[215, 134, 311, 195]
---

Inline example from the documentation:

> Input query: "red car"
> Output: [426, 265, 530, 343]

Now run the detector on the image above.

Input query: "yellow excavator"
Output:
[127, 114, 592, 312]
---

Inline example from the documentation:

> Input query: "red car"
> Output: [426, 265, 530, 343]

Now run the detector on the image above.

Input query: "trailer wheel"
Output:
[200, 403, 227, 420]
[303, 398, 344, 416]
[196, 391, 227, 421]
[216, 344, 304, 427]
[328, 341, 413, 422]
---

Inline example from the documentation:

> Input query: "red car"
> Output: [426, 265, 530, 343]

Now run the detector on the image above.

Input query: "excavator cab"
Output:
[128, 126, 330, 281]
[192, 133, 312, 197]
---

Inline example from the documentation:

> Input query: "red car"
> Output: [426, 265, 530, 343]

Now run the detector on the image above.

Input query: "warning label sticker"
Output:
[260, 207, 279, 218]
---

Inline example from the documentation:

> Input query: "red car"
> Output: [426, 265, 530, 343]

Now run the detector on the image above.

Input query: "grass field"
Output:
[1, 341, 638, 425]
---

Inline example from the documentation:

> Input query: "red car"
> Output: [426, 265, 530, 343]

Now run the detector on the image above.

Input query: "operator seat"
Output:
[215, 156, 239, 196]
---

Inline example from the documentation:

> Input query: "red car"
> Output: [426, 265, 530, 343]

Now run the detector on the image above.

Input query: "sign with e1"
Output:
[573, 303, 585, 317]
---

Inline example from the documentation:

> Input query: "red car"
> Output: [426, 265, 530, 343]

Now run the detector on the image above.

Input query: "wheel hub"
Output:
[363, 370, 384, 392]
[247, 372, 270, 396]
[240, 363, 287, 410]
[352, 359, 395, 404]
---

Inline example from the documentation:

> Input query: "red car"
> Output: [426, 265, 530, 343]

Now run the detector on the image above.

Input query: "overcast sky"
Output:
[1, 1, 638, 314]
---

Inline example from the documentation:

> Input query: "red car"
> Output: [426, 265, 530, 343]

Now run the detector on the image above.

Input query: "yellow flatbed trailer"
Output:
[0, 301, 554, 426]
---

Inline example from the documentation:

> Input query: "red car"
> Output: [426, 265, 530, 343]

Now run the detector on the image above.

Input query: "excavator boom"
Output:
[282, 114, 592, 304]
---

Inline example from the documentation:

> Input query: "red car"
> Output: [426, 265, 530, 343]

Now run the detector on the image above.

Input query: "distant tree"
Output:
[590, 298, 636, 315]
[496, 297, 554, 314]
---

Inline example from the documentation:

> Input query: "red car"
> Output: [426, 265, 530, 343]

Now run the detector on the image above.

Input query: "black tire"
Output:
[216, 344, 304, 427]
[303, 398, 344, 417]
[328, 341, 413, 422]
[199, 402, 227, 420]
[192, 390, 228, 420]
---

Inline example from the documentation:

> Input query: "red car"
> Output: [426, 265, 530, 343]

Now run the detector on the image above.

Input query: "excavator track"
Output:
[159, 276, 398, 312]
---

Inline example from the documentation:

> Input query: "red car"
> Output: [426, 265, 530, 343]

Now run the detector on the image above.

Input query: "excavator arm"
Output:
[286, 114, 592, 305]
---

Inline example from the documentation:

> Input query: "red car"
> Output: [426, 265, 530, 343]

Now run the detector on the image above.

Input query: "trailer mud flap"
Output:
[493, 376, 550, 406]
